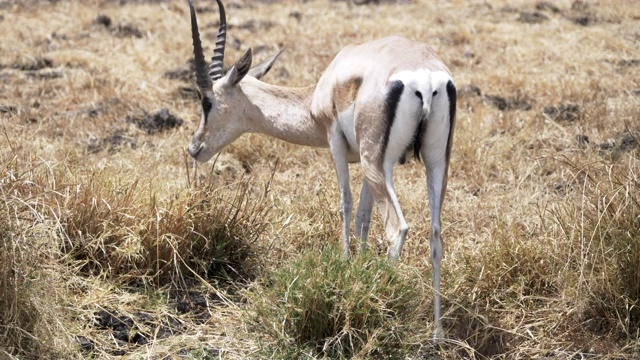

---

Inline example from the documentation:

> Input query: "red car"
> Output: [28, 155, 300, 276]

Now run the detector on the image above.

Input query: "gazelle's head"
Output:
[187, 0, 283, 162]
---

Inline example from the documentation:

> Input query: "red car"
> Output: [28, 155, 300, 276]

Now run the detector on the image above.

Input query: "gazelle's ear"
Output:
[223, 48, 252, 87]
[248, 48, 285, 80]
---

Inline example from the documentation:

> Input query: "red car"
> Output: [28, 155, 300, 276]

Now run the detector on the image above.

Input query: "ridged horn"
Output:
[209, 0, 227, 80]
[189, 0, 212, 91]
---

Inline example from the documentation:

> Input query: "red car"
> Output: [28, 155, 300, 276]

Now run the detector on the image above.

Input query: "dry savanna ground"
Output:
[1, 0, 639, 358]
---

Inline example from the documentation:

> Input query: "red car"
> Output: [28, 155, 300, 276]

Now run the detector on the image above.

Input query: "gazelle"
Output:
[186, 0, 456, 340]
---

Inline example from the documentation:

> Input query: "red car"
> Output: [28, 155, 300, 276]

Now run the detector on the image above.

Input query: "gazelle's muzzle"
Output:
[187, 141, 205, 160]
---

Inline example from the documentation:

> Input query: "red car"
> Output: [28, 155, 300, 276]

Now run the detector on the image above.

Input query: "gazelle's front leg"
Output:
[329, 131, 352, 259]
[354, 181, 374, 252]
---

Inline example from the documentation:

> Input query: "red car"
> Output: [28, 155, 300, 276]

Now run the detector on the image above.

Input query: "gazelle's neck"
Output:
[241, 78, 329, 148]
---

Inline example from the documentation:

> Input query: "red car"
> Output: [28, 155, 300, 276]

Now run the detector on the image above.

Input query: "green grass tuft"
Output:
[246, 246, 430, 359]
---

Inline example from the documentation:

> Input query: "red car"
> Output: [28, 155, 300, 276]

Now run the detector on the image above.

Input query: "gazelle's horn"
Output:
[189, 0, 212, 91]
[209, 0, 227, 80]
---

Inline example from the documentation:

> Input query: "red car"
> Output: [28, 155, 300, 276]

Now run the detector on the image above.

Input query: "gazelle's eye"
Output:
[202, 98, 213, 115]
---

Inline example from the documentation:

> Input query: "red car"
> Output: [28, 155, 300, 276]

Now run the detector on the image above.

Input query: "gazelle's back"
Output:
[331, 36, 449, 76]
[311, 36, 451, 125]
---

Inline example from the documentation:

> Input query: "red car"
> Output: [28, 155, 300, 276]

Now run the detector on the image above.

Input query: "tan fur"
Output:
[333, 77, 362, 114]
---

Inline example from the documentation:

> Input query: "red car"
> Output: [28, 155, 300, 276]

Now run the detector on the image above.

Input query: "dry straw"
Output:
[0, 0, 639, 358]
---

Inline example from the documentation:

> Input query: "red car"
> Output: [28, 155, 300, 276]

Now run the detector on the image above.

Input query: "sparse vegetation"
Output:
[0, 0, 639, 358]
[554, 152, 640, 342]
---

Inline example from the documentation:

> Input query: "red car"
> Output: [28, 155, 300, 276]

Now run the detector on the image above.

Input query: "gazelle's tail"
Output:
[413, 71, 456, 163]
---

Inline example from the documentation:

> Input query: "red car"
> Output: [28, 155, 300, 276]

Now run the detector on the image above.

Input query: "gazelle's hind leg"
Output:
[425, 159, 447, 341]
[356, 79, 421, 260]
[383, 165, 409, 260]
[421, 76, 456, 342]
[354, 181, 374, 252]
[355, 75, 431, 259]
[359, 153, 408, 261]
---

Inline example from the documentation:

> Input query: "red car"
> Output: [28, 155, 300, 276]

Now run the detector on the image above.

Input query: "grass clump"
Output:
[0, 187, 41, 357]
[461, 227, 562, 302]
[0, 158, 74, 359]
[448, 222, 566, 356]
[55, 169, 270, 287]
[246, 246, 430, 359]
[559, 155, 640, 339]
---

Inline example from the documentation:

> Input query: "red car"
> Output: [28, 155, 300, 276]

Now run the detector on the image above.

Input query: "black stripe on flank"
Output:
[382, 80, 405, 156]
[445, 80, 457, 166]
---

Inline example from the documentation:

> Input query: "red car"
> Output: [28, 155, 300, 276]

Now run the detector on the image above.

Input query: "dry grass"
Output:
[1, 0, 639, 358]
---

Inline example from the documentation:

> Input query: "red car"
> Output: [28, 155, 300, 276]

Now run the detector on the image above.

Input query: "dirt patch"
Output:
[12, 56, 53, 71]
[543, 104, 582, 122]
[607, 58, 640, 74]
[164, 60, 194, 82]
[93, 308, 148, 345]
[617, 59, 640, 67]
[484, 94, 532, 111]
[0, 104, 19, 115]
[522, 0, 598, 27]
[75, 289, 224, 356]
[570, 14, 597, 26]
[100, 0, 171, 4]
[571, 0, 589, 12]
[174, 289, 224, 325]
[94, 13, 112, 27]
[458, 84, 482, 99]
[576, 134, 590, 148]
[535, 1, 561, 13]
[75, 336, 94, 352]
[175, 85, 199, 100]
[83, 98, 121, 119]
[88, 129, 137, 153]
[113, 23, 143, 38]
[567, 0, 597, 26]
[126, 108, 184, 134]
[94, 14, 144, 38]
[85, 307, 182, 355]
[551, 180, 572, 196]
[231, 19, 276, 32]
[25, 69, 64, 79]
[599, 132, 638, 153]
[518, 11, 548, 24]
[333, 0, 412, 4]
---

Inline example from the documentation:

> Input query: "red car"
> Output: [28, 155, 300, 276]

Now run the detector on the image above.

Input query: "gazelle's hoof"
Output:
[432, 327, 444, 344]
[386, 246, 400, 261]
